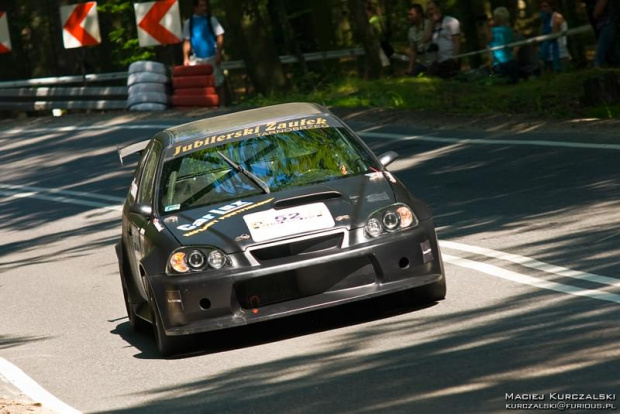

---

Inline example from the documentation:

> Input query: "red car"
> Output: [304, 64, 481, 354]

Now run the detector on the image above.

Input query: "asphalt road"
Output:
[0, 112, 618, 413]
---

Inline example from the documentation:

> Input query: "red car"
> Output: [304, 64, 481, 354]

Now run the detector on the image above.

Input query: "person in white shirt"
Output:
[406, 4, 434, 76]
[425, 0, 462, 78]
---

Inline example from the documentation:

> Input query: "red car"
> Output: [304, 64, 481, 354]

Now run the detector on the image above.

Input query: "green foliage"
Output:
[244, 69, 620, 119]
[98, 0, 155, 67]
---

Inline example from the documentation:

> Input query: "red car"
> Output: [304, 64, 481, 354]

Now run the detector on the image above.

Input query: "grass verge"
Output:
[242, 68, 620, 120]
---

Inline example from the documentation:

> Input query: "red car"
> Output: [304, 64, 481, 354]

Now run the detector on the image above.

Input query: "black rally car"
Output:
[116, 103, 445, 356]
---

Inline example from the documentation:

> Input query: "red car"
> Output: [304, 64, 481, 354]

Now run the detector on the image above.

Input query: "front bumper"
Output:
[149, 219, 444, 335]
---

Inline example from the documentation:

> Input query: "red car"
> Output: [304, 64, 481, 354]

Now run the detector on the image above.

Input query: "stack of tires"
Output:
[127, 61, 170, 111]
[171, 65, 219, 108]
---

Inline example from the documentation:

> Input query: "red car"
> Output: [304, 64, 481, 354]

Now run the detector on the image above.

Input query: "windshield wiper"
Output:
[216, 151, 270, 194]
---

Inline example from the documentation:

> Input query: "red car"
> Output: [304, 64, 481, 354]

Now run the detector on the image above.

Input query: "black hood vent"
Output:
[274, 191, 342, 210]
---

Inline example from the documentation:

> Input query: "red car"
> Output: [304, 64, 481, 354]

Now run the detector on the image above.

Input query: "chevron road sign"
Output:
[135, 0, 182, 47]
[60, 2, 101, 49]
[0, 12, 11, 54]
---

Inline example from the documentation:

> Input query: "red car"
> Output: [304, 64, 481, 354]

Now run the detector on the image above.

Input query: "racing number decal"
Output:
[275, 212, 300, 224]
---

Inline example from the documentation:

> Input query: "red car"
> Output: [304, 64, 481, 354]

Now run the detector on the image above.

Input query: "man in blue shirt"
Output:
[182, 0, 225, 98]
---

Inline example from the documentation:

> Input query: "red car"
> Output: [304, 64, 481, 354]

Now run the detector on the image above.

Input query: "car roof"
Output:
[162, 102, 332, 145]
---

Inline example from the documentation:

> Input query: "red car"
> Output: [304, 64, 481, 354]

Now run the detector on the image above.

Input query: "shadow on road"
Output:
[111, 289, 437, 360]
[101, 287, 619, 414]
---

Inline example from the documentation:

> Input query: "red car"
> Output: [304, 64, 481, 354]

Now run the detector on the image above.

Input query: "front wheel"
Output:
[148, 289, 186, 357]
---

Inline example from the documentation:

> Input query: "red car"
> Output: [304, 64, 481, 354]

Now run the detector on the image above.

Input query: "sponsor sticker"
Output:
[243, 202, 335, 242]
[180, 198, 275, 237]
[165, 204, 180, 212]
[167, 115, 339, 159]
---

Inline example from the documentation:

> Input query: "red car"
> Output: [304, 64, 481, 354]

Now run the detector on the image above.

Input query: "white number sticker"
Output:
[243, 202, 335, 242]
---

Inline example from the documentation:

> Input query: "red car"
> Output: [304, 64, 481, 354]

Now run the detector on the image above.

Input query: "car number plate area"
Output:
[243, 202, 335, 242]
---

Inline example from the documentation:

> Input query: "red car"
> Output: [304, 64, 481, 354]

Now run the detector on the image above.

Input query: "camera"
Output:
[427, 43, 439, 53]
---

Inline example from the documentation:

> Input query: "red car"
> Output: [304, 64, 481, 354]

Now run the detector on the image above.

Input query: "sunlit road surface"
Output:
[0, 114, 618, 413]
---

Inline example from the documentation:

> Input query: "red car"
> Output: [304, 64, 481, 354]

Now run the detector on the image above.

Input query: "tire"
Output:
[127, 72, 169, 86]
[172, 75, 215, 89]
[127, 92, 169, 107]
[128, 61, 167, 75]
[118, 253, 150, 332]
[174, 87, 216, 96]
[171, 94, 219, 107]
[148, 288, 185, 357]
[129, 103, 168, 111]
[173, 64, 214, 77]
[128, 82, 168, 95]
[412, 276, 447, 303]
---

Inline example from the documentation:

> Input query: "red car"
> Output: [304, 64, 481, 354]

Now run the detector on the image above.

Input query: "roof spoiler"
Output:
[117, 139, 149, 165]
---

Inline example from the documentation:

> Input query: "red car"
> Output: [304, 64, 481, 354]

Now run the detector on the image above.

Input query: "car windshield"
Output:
[158, 127, 380, 214]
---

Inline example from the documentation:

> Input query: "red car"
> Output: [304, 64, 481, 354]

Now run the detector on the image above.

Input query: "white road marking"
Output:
[440, 240, 620, 287]
[0, 186, 122, 211]
[2, 123, 620, 152]
[358, 131, 620, 151]
[0, 183, 125, 203]
[1, 124, 165, 134]
[443, 253, 620, 304]
[0, 357, 81, 414]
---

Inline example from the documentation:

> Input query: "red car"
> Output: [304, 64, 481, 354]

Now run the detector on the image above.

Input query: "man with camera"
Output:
[425, 0, 462, 79]
[406, 4, 433, 76]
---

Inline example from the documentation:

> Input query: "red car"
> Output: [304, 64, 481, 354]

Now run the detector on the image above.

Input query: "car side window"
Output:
[137, 141, 161, 205]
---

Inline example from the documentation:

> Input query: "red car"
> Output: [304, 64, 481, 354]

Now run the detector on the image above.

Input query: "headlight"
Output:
[187, 250, 206, 270]
[365, 204, 418, 238]
[170, 252, 189, 273]
[168, 247, 230, 274]
[207, 250, 227, 269]
[382, 211, 400, 231]
[365, 218, 383, 238]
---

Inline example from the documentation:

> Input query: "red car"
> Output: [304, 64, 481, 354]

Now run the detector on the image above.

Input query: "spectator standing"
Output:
[483, 7, 518, 83]
[405, 4, 434, 76]
[182, 0, 226, 102]
[425, 1, 462, 79]
[365, 2, 391, 69]
[593, 0, 619, 67]
[539, 0, 570, 73]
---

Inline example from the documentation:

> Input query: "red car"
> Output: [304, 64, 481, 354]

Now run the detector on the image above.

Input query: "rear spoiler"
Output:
[117, 139, 150, 165]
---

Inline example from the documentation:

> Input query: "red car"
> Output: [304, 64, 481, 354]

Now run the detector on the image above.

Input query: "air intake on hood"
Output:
[273, 191, 342, 209]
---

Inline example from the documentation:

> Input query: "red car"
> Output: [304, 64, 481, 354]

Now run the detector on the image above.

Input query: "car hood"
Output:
[162, 173, 397, 252]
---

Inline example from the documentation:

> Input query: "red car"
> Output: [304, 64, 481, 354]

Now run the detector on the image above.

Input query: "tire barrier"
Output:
[128, 61, 167, 75]
[129, 103, 169, 111]
[128, 82, 168, 95]
[127, 72, 169, 86]
[171, 64, 219, 109]
[174, 87, 216, 96]
[171, 95, 219, 107]
[172, 65, 214, 77]
[126, 60, 170, 111]
[127, 92, 169, 107]
[172, 74, 216, 89]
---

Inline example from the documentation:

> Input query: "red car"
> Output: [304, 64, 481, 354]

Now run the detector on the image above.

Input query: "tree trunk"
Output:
[224, 0, 289, 96]
[270, 0, 308, 76]
[346, 0, 382, 79]
[310, 0, 339, 51]
[458, 0, 486, 69]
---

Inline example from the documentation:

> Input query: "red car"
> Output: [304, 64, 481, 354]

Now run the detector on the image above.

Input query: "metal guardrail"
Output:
[0, 25, 594, 112]
[0, 48, 365, 111]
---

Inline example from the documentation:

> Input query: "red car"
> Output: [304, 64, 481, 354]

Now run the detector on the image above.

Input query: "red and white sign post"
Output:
[60, 2, 101, 49]
[134, 0, 182, 47]
[0, 12, 11, 54]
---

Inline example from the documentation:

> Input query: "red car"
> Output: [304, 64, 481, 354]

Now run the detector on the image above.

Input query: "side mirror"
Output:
[378, 151, 399, 167]
[129, 203, 153, 218]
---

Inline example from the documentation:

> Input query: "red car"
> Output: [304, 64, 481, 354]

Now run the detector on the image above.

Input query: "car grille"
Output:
[234, 257, 375, 309]
[250, 232, 344, 262]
